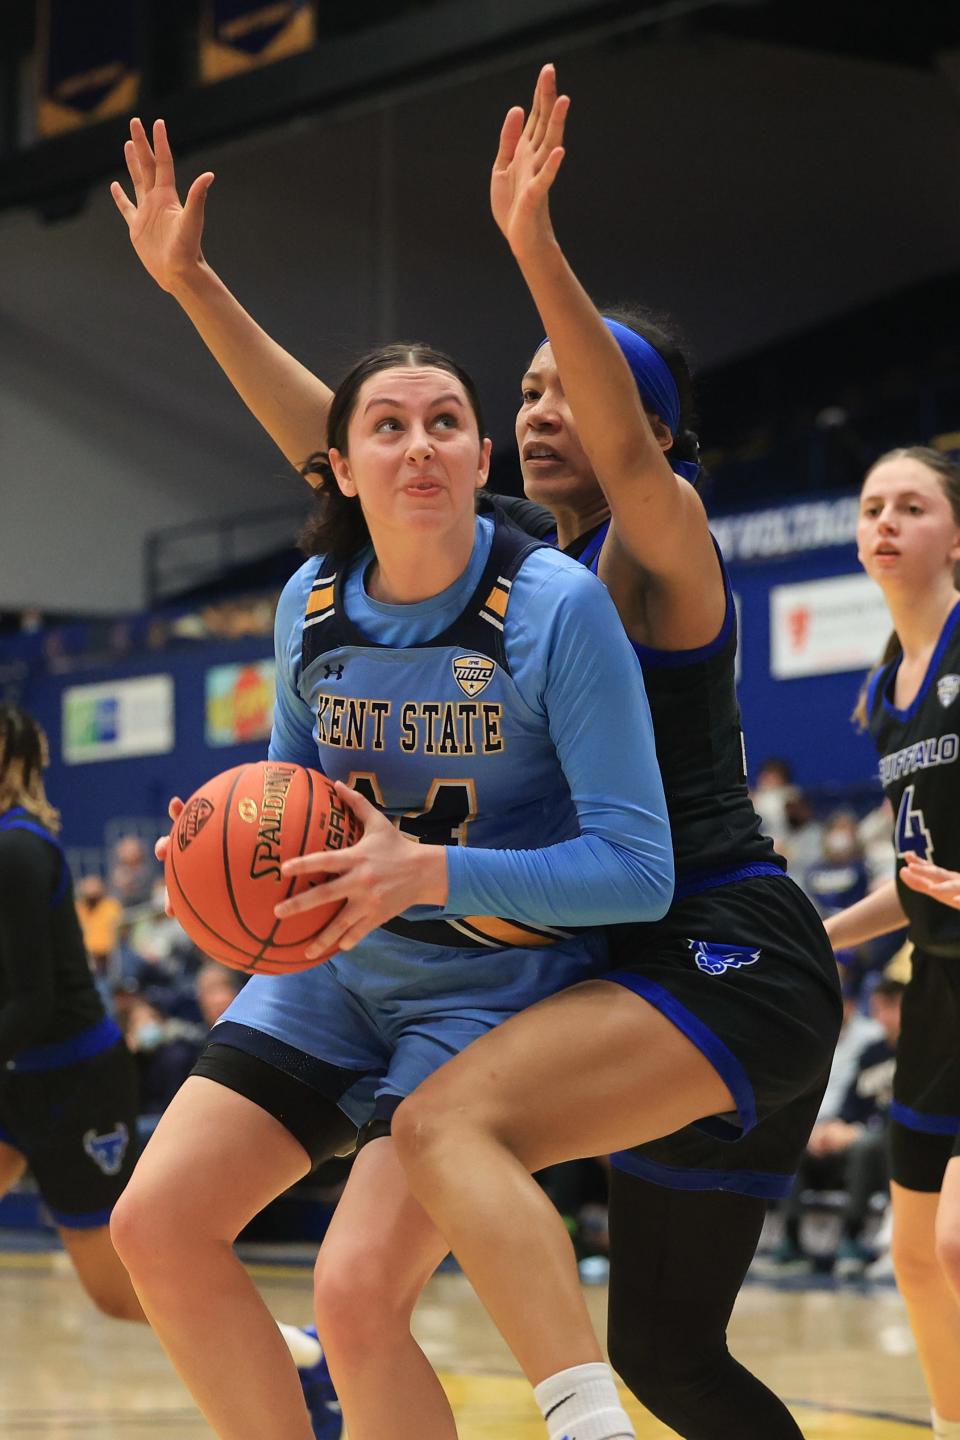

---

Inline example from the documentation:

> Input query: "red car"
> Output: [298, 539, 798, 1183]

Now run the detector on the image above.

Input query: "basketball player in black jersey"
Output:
[826, 447, 960, 1440]
[0, 705, 143, 1320]
[110, 75, 840, 1439]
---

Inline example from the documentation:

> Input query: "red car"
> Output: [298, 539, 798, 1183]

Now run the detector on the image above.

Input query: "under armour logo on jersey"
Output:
[323, 663, 344, 680]
[83, 1124, 129, 1176]
[689, 939, 761, 976]
[938, 674, 960, 708]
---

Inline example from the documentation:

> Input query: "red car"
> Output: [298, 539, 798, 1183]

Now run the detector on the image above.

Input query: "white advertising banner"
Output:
[62, 675, 175, 764]
[770, 574, 890, 679]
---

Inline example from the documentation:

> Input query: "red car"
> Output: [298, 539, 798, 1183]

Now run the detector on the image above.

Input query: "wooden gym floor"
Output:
[0, 1240, 931, 1437]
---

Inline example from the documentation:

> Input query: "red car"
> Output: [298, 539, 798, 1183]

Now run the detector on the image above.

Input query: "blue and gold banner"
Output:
[37, 0, 140, 139]
[200, 0, 315, 84]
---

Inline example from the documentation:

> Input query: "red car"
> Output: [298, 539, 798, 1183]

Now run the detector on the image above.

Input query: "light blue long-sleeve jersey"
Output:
[270, 513, 672, 951]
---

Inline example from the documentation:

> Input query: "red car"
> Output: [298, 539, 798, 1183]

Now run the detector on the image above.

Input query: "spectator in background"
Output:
[775, 788, 825, 895]
[75, 873, 123, 976]
[859, 797, 897, 888]
[195, 960, 245, 1029]
[126, 994, 205, 1126]
[109, 835, 156, 907]
[750, 756, 794, 849]
[775, 978, 903, 1279]
[128, 877, 199, 989]
[804, 811, 870, 920]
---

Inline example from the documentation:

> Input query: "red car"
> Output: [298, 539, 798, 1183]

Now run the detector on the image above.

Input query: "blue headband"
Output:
[537, 319, 700, 484]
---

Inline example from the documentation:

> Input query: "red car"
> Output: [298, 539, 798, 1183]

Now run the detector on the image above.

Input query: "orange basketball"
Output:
[165, 761, 363, 974]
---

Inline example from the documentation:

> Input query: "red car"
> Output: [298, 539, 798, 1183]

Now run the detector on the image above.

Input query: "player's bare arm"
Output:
[495, 65, 722, 646]
[111, 117, 332, 477]
[823, 876, 907, 949]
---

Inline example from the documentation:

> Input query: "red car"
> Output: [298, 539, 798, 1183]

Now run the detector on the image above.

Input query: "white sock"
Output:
[534, 1362, 635, 1440]
[277, 1320, 323, 1370]
[932, 1409, 960, 1437]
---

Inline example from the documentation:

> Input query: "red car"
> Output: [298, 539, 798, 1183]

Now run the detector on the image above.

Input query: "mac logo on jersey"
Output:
[937, 674, 960, 708]
[689, 939, 761, 976]
[452, 654, 496, 698]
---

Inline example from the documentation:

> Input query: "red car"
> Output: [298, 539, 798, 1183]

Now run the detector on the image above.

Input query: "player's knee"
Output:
[313, 1244, 410, 1360]
[391, 1088, 454, 1170]
[110, 1179, 186, 1279]
[608, 1317, 720, 1428]
[394, 1087, 523, 1177]
[934, 1220, 960, 1287]
[891, 1227, 942, 1294]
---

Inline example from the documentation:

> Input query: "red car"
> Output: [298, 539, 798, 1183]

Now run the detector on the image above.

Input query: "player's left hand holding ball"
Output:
[275, 782, 449, 958]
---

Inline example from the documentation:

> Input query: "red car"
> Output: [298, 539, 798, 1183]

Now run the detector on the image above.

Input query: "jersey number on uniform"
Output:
[349, 773, 477, 846]
[895, 784, 933, 862]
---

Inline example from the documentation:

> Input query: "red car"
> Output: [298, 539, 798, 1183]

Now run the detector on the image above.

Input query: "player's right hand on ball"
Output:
[156, 797, 184, 916]
[156, 794, 184, 915]
[110, 118, 214, 293]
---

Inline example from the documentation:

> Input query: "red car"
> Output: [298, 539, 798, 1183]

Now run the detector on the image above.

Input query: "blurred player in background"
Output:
[0, 704, 143, 1321]
[826, 447, 960, 1440]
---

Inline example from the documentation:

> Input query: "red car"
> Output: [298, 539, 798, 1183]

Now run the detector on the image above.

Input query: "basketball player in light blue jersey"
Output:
[108, 337, 674, 1440]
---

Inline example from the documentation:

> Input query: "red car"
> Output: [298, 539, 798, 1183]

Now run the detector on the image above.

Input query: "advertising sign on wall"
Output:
[62, 676, 174, 764]
[770, 574, 890, 679]
[205, 660, 275, 746]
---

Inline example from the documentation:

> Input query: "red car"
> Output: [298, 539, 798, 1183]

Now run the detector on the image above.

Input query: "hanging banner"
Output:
[62, 676, 175, 765]
[37, 0, 140, 139]
[200, 0, 315, 84]
[205, 660, 276, 746]
[769, 574, 891, 679]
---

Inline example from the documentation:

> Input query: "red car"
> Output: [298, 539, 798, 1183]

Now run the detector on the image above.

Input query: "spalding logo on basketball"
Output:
[177, 796, 214, 850]
[165, 761, 363, 975]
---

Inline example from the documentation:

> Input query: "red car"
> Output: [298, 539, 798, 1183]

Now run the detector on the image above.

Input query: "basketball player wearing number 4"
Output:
[826, 448, 960, 1440]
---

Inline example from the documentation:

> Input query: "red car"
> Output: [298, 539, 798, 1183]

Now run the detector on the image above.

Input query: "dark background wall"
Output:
[3, 17, 960, 611]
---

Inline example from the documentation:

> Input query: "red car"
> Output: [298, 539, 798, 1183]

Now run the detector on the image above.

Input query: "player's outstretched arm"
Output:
[823, 876, 907, 949]
[111, 118, 332, 478]
[494, 66, 716, 611]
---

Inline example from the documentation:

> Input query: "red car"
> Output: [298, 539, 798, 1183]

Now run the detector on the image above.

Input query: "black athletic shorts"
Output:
[888, 946, 960, 1192]
[606, 874, 841, 1200]
[191, 1038, 360, 1169]
[0, 1038, 139, 1229]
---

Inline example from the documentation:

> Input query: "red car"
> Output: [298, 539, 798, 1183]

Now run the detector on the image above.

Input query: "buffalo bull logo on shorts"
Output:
[83, 1124, 129, 1176]
[452, 654, 496, 698]
[689, 939, 761, 976]
[938, 674, 960, 709]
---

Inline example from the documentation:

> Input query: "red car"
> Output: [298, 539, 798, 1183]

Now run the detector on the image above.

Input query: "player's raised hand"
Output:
[900, 851, 960, 908]
[273, 782, 448, 958]
[491, 62, 569, 260]
[110, 118, 214, 293]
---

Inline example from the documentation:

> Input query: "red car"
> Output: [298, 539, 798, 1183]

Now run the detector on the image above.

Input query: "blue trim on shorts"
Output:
[890, 1102, 960, 1137]
[49, 1205, 114, 1230]
[610, 1149, 794, 1200]
[603, 971, 757, 1133]
[10, 1016, 123, 1074]
[674, 861, 786, 901]
[0, 1123, 22, 1151]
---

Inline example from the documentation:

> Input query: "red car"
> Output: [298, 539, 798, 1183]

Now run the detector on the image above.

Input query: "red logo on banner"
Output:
[788, 606, 810, 651]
